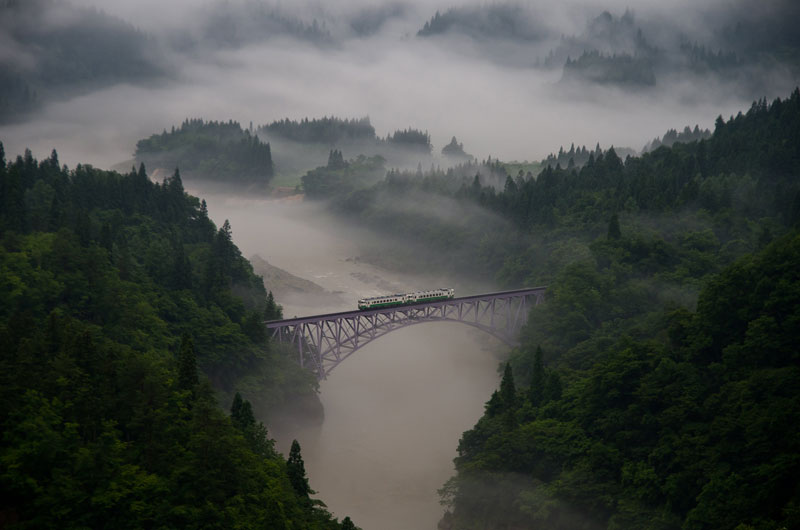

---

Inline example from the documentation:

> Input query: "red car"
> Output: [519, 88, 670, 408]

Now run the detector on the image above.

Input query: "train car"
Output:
[357, 288, 454, 310]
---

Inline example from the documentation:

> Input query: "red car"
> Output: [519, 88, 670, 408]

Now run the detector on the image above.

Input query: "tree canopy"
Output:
[135, 119, 274, 190]
[0, 147, 356, 528]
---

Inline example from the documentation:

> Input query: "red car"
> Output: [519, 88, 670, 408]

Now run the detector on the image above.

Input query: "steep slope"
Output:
[0, 148, 356, 528]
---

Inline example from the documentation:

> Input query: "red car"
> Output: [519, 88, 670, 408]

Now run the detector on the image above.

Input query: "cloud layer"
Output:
[1, 0, 797, 170]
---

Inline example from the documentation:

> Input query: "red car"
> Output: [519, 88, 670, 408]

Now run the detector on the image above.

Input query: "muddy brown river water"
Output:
[202, 194, 502, 529]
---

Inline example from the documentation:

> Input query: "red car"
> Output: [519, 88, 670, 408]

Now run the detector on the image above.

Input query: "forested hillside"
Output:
[562, 50, 656, 87]
[642, 125, 711, 153]
[135, 119, 274, 191]
[260, 116, 376, 145]
[441, 232, 799, 529]
[300, 89, 800, 529]
[0, 148, 356, 528]
[437, 91, 800, 529]
[302, 150, 386, 199]
[417, 4, 549, 42]
[0, 0, 167, 123]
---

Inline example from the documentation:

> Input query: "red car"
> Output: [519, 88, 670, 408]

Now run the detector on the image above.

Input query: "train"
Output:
[357, 288, 455, 310]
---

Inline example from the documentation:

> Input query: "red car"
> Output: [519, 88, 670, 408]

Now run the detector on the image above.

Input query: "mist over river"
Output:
[199, 191, 505, 529]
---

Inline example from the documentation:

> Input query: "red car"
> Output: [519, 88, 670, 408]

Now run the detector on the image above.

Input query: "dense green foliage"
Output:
[0, 151, 286, 391]
[386, 128, 432, 153]
[466, 91, 800, 238]
[302, 151, 386, 199]
[135, 119, 274, 189]
[258, 117, 431, 154]
[0, 148, 355, 528]
[433, 90, 800, 529]
[303, 89, 800, 528]
[642, 125, 712, 154]
[260, 116, 376, 145]
[336, 89, 800, 285]
[542, 144, 602, 170]
[442, 232, 800, 529]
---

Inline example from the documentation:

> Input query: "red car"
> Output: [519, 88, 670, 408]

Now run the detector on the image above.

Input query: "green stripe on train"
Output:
[358, 295, 452, 310]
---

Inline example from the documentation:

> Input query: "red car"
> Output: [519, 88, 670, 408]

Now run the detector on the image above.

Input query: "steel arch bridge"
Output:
[266, 287, 546, 380]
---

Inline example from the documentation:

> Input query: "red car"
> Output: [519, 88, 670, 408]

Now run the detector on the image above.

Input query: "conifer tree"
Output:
[231, 391, 243, 421]
[264, 291, 283, 320]
[100, 222, 113, 253]
[231, 392, 275, 456]
[529, 345, 545, 406]
[48, 148, 58, 168]
[168, 167, 183, 195]
[544, 371, 562, 402]
[230, 391, 256, 431]
[287, 439, 312, 498]
[177, 334, 199, 391]
[75, 208, 91, 246]
[499, 363, 516, 411]
[790, 191, 800, 227]
[608, 212, 621, 240]
[471, 174, 481, 195]
[485, 389, 502, 417]
[171, 241, 192, 290]
[499, 363, 518, 428]
[327, 149, 345, 170]
[239, 399, 255, 431]
[242, 310, 267, 343]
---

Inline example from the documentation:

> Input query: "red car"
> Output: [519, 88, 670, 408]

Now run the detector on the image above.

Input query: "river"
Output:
[201, 193, 503, 530]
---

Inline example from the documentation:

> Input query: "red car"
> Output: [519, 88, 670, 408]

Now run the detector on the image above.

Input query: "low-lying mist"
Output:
[4, 0, 795, 172]
[193, 187, 509, 528]
[195, 188, 499, 296]
[3, 2, 798, 530]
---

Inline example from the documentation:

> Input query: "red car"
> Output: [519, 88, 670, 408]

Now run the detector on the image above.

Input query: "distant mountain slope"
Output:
[0, 0, 167, 123]
[417, 4, 550, 42]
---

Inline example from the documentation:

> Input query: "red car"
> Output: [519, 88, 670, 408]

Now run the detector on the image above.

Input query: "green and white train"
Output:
[357, 288, 455, 310]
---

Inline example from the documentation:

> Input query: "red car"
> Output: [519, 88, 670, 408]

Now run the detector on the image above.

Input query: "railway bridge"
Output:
[266, 287, 546, 380]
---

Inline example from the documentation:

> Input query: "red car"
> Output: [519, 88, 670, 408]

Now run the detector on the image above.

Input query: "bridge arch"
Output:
[267, 287, 546, 380]
[308, 318, 516, 374]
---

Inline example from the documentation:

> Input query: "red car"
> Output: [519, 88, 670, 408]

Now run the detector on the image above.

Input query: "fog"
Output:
[2, 1, 799, 528]
[4, 0, 796, 171]
[199, 192, 504, 528]
[290, 327, 502, 530]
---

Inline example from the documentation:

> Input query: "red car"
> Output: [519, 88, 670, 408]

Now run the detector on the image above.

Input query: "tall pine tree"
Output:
[608, 213, 621, 240]
[499, 362, 517, 411]
[177, 334, 199, 391]
[287, 439, 312, 498]
[529, 345, 545, 406]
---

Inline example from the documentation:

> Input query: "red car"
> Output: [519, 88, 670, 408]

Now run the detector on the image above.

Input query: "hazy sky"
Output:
[1, 0, 793, 169]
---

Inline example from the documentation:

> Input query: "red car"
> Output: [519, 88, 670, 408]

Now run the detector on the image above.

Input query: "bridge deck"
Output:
[265, 287, 547, 327]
